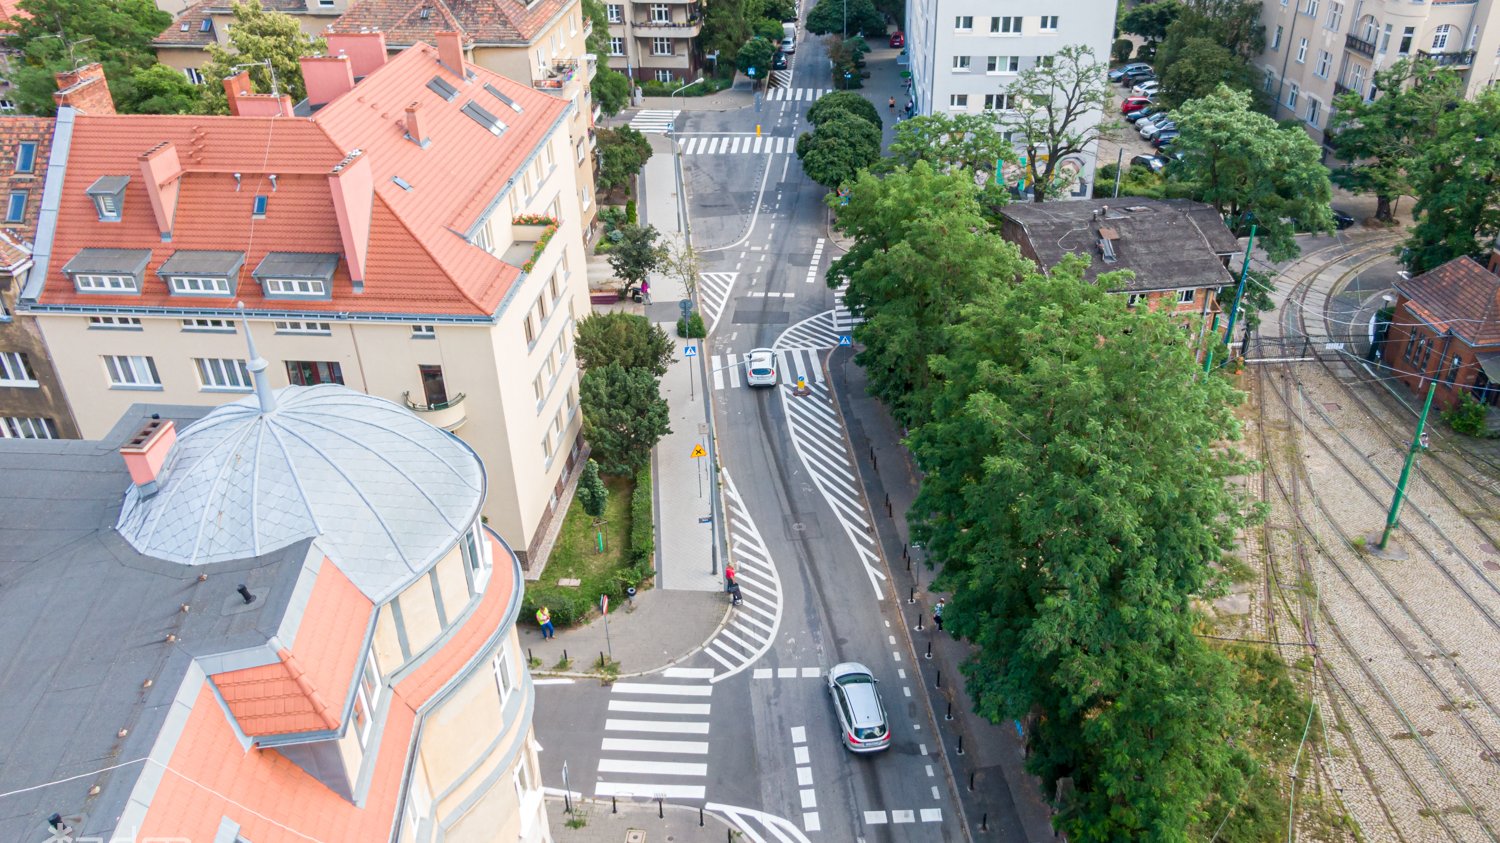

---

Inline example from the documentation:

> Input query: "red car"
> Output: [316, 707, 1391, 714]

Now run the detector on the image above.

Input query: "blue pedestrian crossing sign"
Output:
[838, 335, 853, 347]
[684, 345, 698, 357]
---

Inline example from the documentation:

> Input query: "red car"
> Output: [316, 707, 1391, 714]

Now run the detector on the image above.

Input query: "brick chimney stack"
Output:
[436, 31, 466, 78]
[53, 63, 116, 115]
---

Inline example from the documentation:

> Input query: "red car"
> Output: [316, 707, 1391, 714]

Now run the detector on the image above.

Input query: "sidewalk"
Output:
[519, 586, 725, 677]
[548, 797, 734, 841]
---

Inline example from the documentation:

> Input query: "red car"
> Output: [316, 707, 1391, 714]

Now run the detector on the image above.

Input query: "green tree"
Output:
[606, 224, 667, 291]
[592, 67, 632, 117]
[576, 459, 609, 518]
[1330, 59, 1463, 223]
[596, 126, 653, 192]
[660, 238, 704, 304]
[737, 36, 775, 78]
[806, 0, 883, 37]
[198, 2, 324, 114]
[575, 312, 675, 378]
[1120, 0, 1182, 45]
[999, 44, 1114, 202]
[128, 63, 203, 114]
[581, 363, 672, 474]
[806, 89, 882, 129]
[1158, 36, 1254, 106]
[6, 0, 170, 115]
[1171, 85, 1331, 260]
[795, 113, 881, 189]
[1157, 0, 1264, 68]
[881, 112, 1013, 199]
[1404, 86, 1500, 274]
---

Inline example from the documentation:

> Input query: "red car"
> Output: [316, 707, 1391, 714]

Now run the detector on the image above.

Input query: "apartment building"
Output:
[1259, 0, 1500, 145]
[904, 0, 1116, 198]
[601, 0, 703, 83]
[0, 115, 78, 439]
[153, 0, 358, 82]
[329, 0, 600, 233]
[0, 382, 547, 841]
[22, 37, 591, 569]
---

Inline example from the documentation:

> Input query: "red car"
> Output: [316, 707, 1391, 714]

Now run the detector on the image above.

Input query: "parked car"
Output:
[1130, 154, 1167, 173]
[827, 663, 890, 753]
[780, 35, 796, 53]
[889, 30, 904, 48]
[1125, 106, 1160, 124]
[1121, 96, 1152, 114]
[745, 348, 778, 387]
[1109, 62, 1152, 82]
[1132, 80, 1161, 97]
[1139, 111, 1173, 129]
[1122, 68, 1156, 85]
[1152, 130, 1180, 148]
[773, 50, 789, 70]
[1140, 120, 1176, 140]
[1333, 209, 1356, 229]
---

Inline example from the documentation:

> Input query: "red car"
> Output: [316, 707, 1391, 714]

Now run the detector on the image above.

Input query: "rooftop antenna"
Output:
[38, 33, 95, 69]
[230, 58, 281, 97]
[235, 302, 277, 413]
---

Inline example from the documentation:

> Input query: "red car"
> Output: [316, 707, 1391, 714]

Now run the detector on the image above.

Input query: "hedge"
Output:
[629, 465, 655, 585]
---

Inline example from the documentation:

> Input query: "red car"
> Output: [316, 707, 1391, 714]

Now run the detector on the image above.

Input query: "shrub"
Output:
[676, 311, 706, 338]
[1112, 37, 1134, 64]
[1443, 392, 1490, 437]
[630, 466, 655, 569]
[625, 199, 638, 224]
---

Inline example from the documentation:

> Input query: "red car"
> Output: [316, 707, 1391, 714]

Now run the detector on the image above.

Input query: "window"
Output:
[196, 358, 251, 390]
[650, 3, 670, 22]
[401, 769, 432, 842]
[1361, 17, 1378, 41]
[5, 190, 25, 223]
[1264, 68, 1276, 92]
[1315, 50, 1331, 77]
[1398, 25, 1414, 54]
[1126, 293, 1144, 307]
[0, 351, 37, 386]
[463, 523, 491, 591]
[14, 141, 35, 173]
[461, 101, 506, 136]
[1326, 1, 1343, 30]
[1350, 63, 1365, 94]
[168, 276, 232, 295]
[1286, 82, 1299, 108]
[1380, 23, 1393, 52]
[654, 69, 674, 83]
[606, 3, 622, 22]
[89, 316, 142, 329]
[1, 416, 56, 439]
[1304, 0, 1319, 17]
[75, 274, 135, 292]
[1448, 355, 1462, 384]
[419, 364, 449, 405]
[184, 67, 204, 85]
[1305, 98, 1321, 125]
[1431, 24, 1452, 50]
[988, 55, 1019, 73]
[286, 360, 343, 386]
[264, 277, 326, 296]
[493, 647, 516, 707]
[93, 193, 120, 221]
[104, 355, 160, 388]
[952, 55, 971, 71]
[274, 320, 331, 335]
[541, 432, 553, 460]
[411, 324, 436, 339]
[566, 382, 577, 413]
[1296, 38, 1308, 62]
[533, 372, 545, 404]
[949, 93, 969, 109]
[251, 195, 268, 218]
[181, 318, 234, 332]
[0, 101, 14, 113]
[651, 37, 673, 55]
[1468, 25, 1479, 49]
[351, 692, 371, 748]
[1272, 25, 1282, 49]
[991, 16, 1021, 33]
[984, 93, 1014, 110]
[955, 15, 973, 30]
[1176, 289, 1196, 304]
[1039, 15, 1058, 31]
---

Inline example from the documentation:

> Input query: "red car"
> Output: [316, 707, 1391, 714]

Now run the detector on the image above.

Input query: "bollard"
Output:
[981, 812, 988, 832]
[908, 586, 915, 604]
[925, 641, 932, 660]
[700, 806, 705, 827]
[907, 554, 912, 571]
[936, 670, 941, 688]
[563, 649, 568, 664]
[658, 798, 664, 819]
[946, 702, 953, 721]
[564, 790, 572, 814]
[957, 735, 965, 756]
[969, 770, 975, 791]
[903, 542, 908, 558]
[613, 796, 618, 814]
[529, 648, 533, 664]
[916, 613, 924, 631]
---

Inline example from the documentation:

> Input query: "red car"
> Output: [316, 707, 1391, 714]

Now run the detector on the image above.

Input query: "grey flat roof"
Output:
[60, 248, 152, 277]
[157, 249, 246, 277]
[0, 405, 308, 841]
[86, 174, 130, 195]
[252, 252, 340, 280]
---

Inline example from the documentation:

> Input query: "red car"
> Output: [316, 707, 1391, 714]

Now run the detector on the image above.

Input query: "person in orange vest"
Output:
[536, 606, 555, 640]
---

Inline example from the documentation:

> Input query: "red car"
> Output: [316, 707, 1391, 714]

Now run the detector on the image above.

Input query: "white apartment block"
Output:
[904, 0, 1118, 198]
[1259, 0, 1500, 145]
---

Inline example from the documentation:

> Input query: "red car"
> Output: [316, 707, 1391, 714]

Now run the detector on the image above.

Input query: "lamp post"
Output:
[668, 77, 704, 234]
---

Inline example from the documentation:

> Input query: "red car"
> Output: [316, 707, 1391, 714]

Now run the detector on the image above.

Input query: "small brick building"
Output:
[1385, 255, 1500, 412]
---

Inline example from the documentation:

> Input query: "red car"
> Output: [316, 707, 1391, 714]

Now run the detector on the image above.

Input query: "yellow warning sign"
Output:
[690, 444, 707, 458]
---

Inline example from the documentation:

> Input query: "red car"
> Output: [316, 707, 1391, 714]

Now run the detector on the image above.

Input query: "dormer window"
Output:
[62, 248, 151, 294]
[158, 250, 244, 297]
[86, 175, 129, 222]
[253, 252, 339, 299]
[266, 278, 325, 295]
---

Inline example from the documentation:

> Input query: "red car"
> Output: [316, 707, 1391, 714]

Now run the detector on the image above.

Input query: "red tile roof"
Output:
[331, 0, 569, 46]
[1395, 256, 1500, 348]
[136, 534, 519, 840]
[0, 117, 53, 256]
[38, 42, 570, 318]
[153, 0, 218, 48]
[212, 561, 372, 736]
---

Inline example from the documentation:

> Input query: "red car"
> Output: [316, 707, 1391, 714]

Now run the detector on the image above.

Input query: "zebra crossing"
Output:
[765, 87, 832, 101]
[628, 108, 680, 133]
[832, 283, 862, 334]
[769, 68, 793, 89]
[711, 347, 824, 390]
[678, 135, 795, 156]
[778, 309, 842, 350]
[700, 470, 784, 682]
[697, 271, 737, 333]
[595, 674, 714, 800]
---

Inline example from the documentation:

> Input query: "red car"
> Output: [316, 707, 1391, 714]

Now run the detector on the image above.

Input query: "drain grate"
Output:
[626, 830, 646, 843]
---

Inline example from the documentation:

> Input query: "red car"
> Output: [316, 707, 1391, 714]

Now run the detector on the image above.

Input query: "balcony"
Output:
[501, 215, 560, 273]
[1332, 80, 1356, 98]
[403, 391, 467, 431]
[1345, 33, 1377, 58]
[632, 16, 703, 37]
[534, 59, 579, 90]
[1417, 48, 1475, 66]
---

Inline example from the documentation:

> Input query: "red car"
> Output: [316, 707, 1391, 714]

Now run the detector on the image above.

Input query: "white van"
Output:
[781, 22, 796, 53]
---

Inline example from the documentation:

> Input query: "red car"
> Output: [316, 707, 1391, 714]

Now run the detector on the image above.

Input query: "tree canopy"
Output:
[880, 112, 1014, 206]
[1120, 0, 1182, 45]
[1171, 85, 1331, 260]
[575, 312, 676, 379]
[1000, 45, 1113, 202]
[580, 363, 672, 474]
[806, 0, 883, 36]
[596, 126, 654, 192]
[5, 0, 171, 115]
[1404, 86, 1500, 274]
[606, 224, 667, 289]
[576, 458, 608, 516]
[796, 113, 881, 189]
[1158, 35, 1254, 106]
[128, 63, 203, 114]
[807, 89, 882, 129]
[737, 36, 775, 78]
[198, 2, 324, 114]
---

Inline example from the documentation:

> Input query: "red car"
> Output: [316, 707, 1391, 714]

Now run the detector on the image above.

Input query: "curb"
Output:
[530, 598, 736, 682]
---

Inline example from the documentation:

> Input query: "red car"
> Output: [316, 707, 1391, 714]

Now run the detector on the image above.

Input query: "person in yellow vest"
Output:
[536, 606, 555, 640]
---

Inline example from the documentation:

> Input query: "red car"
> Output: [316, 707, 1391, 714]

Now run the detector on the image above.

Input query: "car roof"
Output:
[838, 678, 884, 726]
[748, 348, 775, 363]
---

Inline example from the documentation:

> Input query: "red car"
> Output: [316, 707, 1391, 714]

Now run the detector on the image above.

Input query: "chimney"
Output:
[53, 63, 116, 115]
[139, 142, 183, 242]
[222, 71, 294, 117]
[300, 55, 357, 109]
[436, 30, 467, 78]
[325, 31, 389, 78]
[120, 417, 177, 498]
[328, 149, 373, 292]
[404, 101, 428, 147]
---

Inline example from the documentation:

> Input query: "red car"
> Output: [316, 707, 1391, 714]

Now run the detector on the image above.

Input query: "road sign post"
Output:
[691, 443, 706, 498]
[684, 342, 698, 400]
[838, 335, 852, 347]
[600, 595, 612, 661]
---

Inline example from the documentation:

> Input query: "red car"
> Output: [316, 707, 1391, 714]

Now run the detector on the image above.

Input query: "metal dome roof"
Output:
[115, 384, 485, 602]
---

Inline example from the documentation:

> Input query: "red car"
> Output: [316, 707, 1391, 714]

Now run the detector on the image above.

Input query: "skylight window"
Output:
[252, 195, 268, 217]
[199, 18, 212, 32]
[427, 75, 459, 101]
[461, 101, 506, 136]
[392, 176, 413, 191]
[484, 83, 524, 113]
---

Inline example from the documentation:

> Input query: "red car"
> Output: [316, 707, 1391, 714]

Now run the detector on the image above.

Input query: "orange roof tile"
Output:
[331, 0, 570, 47]
[38, 42, 570, 318]
[153, 0, 218, 48]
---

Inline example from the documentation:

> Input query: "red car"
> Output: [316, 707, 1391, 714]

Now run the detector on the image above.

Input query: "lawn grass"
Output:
[522, 474, 636, 626]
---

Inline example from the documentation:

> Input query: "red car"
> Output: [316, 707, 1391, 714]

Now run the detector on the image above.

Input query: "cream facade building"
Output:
[601, 0, 704, 83]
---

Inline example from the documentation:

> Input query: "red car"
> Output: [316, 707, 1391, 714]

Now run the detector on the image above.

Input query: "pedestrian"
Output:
[641, 278, 651, 304]
[536, 606, 555, 640]
[933, 598, 945, 632]
[888, 95, 896, 111]
[725, 562, 737, 591]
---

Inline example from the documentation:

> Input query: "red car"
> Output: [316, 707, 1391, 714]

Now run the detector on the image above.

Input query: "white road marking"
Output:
[663, 667, 716, 679]
[803, 812, 821, 832]
[797, 767, 813, 785]
[596, 781, 706, 799]
[898, 669, 906, 679]
[777, 667, 797, 679]
[864, 811, 888, 825]
[931, 786, 941, 800]
[754, 668, 773, 679]
[921, 808, 943, 822]
[532, 677, 574, 685]
[611, 682, 713, 696]
[799, 789, 817, 809]
[601, 738, 710, 754]
[627, 108, 679, 133]
[892, 810, 916, 824]
[925, 764, 934, 777]
[903, 687, 911, 697]
[800, 667, 820, 678]
[790, 726, 806, 743]
[605, 719, 710, 734]
[793, 746, 810, 764]
[597, 758, 708, 777]
[607, 700, 711, 715]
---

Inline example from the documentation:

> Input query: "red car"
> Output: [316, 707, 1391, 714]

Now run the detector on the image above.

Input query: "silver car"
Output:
[827, 662, 890, 753]
[745, 348, 777, 387]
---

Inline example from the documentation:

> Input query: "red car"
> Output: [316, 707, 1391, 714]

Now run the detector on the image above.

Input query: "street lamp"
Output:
[669, 77, 704, 234]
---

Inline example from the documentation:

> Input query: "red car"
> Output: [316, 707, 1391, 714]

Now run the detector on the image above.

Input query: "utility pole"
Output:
[1204, 225, 1256, 373]
[1378, 382, 1436, 550]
